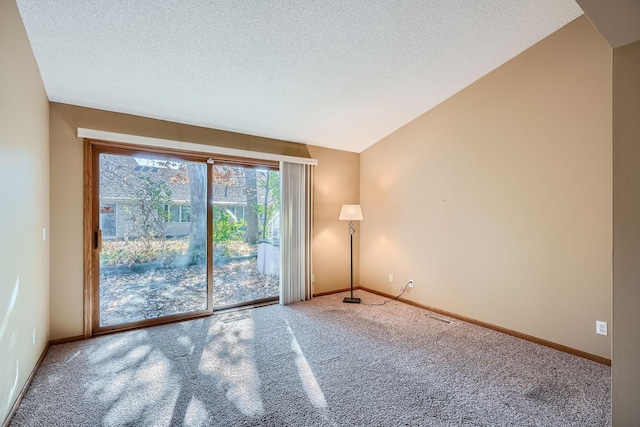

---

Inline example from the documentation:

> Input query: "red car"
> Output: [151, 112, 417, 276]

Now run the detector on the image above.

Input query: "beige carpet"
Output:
[10, 291, 611, 426]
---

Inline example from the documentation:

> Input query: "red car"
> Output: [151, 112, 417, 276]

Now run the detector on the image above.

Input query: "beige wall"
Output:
[6, 0, 636, 422]
[612, 38, 640, 426]
[360, 16, 613, 359]
[49, 103, 313, 339]
[577, 0, 640, 48]
[0, 0, 50, 422]
[308, 146, 360, 294]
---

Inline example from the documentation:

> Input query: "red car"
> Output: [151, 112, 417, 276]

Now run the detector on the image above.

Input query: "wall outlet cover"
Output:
[596, 320, 607, 336]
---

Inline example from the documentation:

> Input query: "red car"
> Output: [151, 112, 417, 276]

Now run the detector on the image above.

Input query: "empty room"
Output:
[1, 0, 639, 426]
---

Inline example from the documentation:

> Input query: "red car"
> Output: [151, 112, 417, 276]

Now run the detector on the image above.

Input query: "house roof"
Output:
[99, 154, 260, 205]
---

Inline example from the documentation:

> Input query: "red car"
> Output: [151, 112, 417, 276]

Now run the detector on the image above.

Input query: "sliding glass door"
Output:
[91, 145, 280, 333]
[211, 164, 280, 308]
[96, 152, 210, 330]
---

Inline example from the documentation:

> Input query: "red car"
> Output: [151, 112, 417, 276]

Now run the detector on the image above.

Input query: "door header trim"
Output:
[78, 128, 318, 166]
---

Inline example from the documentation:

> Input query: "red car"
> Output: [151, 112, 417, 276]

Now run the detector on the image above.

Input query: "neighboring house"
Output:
[98, 154, 278, 240]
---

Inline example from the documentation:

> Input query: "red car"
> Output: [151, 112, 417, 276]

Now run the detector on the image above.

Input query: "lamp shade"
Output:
[339, 204, 363, 221]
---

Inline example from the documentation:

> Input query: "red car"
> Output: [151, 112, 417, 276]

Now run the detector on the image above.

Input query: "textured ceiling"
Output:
[17, 1, 583, 153]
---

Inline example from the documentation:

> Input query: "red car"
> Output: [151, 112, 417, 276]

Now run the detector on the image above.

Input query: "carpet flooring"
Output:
[10, 291, 611, 426]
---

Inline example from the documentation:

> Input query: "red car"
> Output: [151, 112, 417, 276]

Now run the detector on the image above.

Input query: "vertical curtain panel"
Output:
[280, 162, 313, 305]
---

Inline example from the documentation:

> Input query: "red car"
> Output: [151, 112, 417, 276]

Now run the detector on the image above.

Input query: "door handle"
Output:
[94, 230, 102, 251]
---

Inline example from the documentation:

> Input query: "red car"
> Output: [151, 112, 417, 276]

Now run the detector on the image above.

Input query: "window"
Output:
[163, 204, 191, 222]
[181, 205, 191, 222]
[230, 205, 246, 221]
[99, 203, 117, 237]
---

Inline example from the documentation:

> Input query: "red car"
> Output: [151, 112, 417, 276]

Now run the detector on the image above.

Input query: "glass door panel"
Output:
[212, 165, 280, 307]
[97, 152, 209, 328]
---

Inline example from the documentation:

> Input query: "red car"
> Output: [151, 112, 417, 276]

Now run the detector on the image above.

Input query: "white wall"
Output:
[0, 0, 50, 422]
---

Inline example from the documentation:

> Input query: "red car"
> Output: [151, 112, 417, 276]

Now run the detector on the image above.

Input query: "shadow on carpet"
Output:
[10, 291, 611, 426]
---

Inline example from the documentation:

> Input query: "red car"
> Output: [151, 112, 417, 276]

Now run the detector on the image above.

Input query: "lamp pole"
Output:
[350, 221, 354, 299]
[343, 219, 360, 303]
[340, 204, 362, 304]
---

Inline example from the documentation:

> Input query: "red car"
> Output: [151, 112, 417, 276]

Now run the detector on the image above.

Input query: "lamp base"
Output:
[343, 297, 361, 304]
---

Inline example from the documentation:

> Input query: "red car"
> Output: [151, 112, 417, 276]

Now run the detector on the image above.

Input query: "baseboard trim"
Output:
[313, 287, 354, 297]
[359, 286, 611, 366]
[3, 342, 51, 427]
[49, 334, 85, 346]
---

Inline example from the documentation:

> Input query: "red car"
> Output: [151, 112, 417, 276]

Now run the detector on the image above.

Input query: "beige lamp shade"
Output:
[339, 204, 363, 221]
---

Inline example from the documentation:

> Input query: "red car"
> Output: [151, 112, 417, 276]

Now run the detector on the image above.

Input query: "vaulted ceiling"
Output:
[17, 1, 583, 152]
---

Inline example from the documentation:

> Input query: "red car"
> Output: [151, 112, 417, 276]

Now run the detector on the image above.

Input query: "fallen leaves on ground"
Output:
[99, 259, 278, 326]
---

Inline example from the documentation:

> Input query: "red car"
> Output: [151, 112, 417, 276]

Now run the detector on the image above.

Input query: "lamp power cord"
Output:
[362, 280, 412, 306]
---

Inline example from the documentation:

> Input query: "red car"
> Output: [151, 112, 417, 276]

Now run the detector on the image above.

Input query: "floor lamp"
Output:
[340, 204, 363, 304]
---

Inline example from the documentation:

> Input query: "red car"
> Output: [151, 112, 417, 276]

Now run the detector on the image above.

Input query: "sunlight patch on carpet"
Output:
[185, 396, 208, 427]
[286, 321, 327, 409]
[199, 313, 264, 417]
[100, 349, 179, 426]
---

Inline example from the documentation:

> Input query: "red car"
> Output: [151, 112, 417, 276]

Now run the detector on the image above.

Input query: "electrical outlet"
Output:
[388, 274, 394, 282]
[42, 227, 46, 241]
[408, 279, 414, 288]
[596, 321, 607, 336]
[32, 330, 36, 346]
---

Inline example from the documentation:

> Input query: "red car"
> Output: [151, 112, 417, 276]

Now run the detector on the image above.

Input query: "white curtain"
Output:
[280, 162, 313, 305]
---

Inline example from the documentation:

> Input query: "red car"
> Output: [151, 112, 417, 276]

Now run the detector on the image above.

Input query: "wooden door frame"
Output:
[83, 139, 278, 337]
